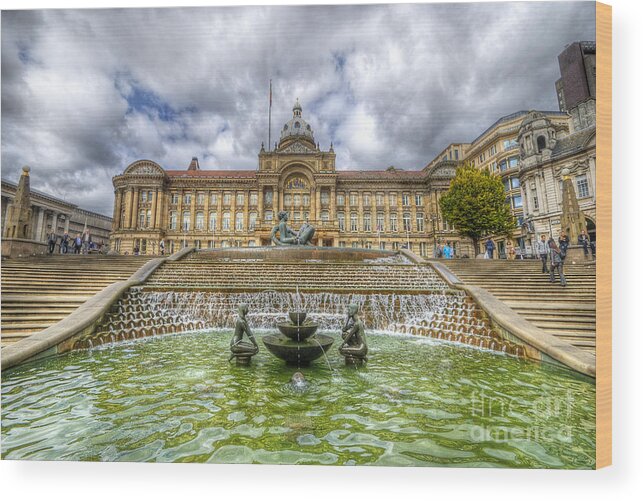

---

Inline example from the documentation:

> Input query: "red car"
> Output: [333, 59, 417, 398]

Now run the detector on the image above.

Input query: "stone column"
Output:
[51, 212, 59, 235]
[190, 190, 197, 233]
[216, 190, 223, 232]
[243, 190, 250, 234]
[371, 192, 377, 236]
[36, 207, 45, 241]
[315, 188, 321, 222]
[310, 187, 316, 222]
[122, 189, 132, 229]
[357, 190, 364, 234]
[203, 189, 210, 233]
[257, 187, 264, 222]
[64, 215, 70, 234]
[113, 189, 123, 229]
[230, 190, 237, 234]
[330, 186, 336, 222]
[131, 188, 139, 229]
[384, 191, 391, 232]
[151, 190, 158, 229]
[278, 189, 284, 213]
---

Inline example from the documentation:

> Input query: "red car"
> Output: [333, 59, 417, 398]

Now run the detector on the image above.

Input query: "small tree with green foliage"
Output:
[439, 162, 515, 255]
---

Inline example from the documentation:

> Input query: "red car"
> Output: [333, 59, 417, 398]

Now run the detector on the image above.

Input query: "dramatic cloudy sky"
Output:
[1, 2, 595, 215]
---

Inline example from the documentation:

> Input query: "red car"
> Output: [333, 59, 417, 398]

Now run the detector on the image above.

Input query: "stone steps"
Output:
[441, 259, 596, 358]
[1, 255, 154, 345]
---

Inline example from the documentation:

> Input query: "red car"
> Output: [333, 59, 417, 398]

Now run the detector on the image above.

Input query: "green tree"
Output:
[439, 162, 515, 255]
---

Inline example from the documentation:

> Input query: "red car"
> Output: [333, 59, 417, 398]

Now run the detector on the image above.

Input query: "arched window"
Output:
[249, 212, 257, 231]
[235, 212, 244, 231]
[350, 213, 358, 232]
[182, 211, 191, 231]
[537, 135, 547, 152]
[169, 211, 177, 230]
[338, 212, 345, 232]
[209, 212, 217, 231]
[222, 212, 230, 231]
[195, 211, 204, 230]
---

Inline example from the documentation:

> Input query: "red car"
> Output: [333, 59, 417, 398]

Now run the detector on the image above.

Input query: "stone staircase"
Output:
[440, 259, 596, 355]
[1, 255, 154, 346]
[143, 258, 450, 293]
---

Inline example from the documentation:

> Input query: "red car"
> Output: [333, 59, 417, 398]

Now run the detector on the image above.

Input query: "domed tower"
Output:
[517, 111, 558, 170]
[278, 98, 316, 151]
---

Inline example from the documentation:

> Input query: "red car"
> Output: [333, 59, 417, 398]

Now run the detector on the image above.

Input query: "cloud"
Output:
[1, 2, 596, 215]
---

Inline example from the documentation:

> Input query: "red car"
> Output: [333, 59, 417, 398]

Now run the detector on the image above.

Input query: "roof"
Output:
[552, 126, 596, 158]
[470, 110, 568, 145]
[165, 169, 257, 179]
[337, 169, 424, 181]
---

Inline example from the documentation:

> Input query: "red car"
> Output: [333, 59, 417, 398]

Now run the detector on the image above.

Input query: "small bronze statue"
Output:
[270, 211, 315, 246]
[229, 304, 259, 365]
[339, 304, 368, 364]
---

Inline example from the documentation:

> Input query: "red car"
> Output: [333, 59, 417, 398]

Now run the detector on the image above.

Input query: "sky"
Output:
[1, 2, 596, 216]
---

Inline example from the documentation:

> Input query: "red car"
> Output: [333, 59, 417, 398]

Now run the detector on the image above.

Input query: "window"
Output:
[195, 211, 204, 230]
[264, 210, 273, 222]
[208, 240, 215, 249]
[508, 156, 519, 169]
[209, 212, 218, 230]
[223, 193, 231, 205]
[376, 193, 385, 206]
[392, 242, 400, 251]
[138, 210, 146, 228]
[236, 193, 244, 206]
[350, 213, 358, 232]
[576, 175, 590, 198]
[402, 194, 410, 206]
[337, 193, 345, 206]
[479, 153, 485, 163]
[146, 210, 152, 227]
[284, 194, 292, 206]
[537, 135, 547, 151]
[321, 210, 329, 222]
[503, 178, 511, 191]
[183, 193, 192, 205]
[531, 189, 539, 210]
[264, 189, 273, 205]
[415, 194, 423, 206]
[250, 192, 258, 206]
[182, 211, 191, 231]
[376, 213, 384, 232]
[303, 194, 310, 206]
[293, 194, 301, 207]
[140, 191, 147, 203]
[503, 139, 518, 150]
[248, 240, 256, 247]
[321, 190, 330, 205]
[338, 213, 345, 231]
[194, 240, 202, 250]
[249, 212, 257, 231]
[416, 213, 425, 232]
[363, 214, 371, 232]
[352, 242, 358, 248]
[339, 241, 346, 248]
[379, 242, 386, 250]
[512, 195, 523, 208]
[490, 145, 497, 156]
[171, 193, 179, 204]
[169, 211, 177, 230]
[454, 150, 459, 160]
[363, 193, 371, 206]
[210, 192, 218, 205]
[403, 213, 411, 232]
[197, 193, 205, 205]
[499, 159, 507, 171]
[222, 212, 230, 230]
[390, 213, 398, 232]
[389, 193, 397, 206]
[221, 240, 230, 248]
[235, 213, 243, 231]
[511, 177, 521, 189]
[420, 242, 428, 257]
[350, 193, 358, 206]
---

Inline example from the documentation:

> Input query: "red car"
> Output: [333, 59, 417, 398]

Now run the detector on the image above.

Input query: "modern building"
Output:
[1, 174, 113, 251]
[555, 41, 596, 132]
[110, 99, 468, 257]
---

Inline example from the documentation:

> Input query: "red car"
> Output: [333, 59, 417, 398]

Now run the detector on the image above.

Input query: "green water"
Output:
[1, 331, 595, 468]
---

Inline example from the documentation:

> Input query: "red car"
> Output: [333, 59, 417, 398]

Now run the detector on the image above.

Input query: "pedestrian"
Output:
[558, 231, 570, 262]
[61, 232, 70, 254]
[506, 240, 516, 260]
[443, 243, 452, 259]
[133, 244, 140, 256]
[82, 230, 91, 254]
[548, 236, 567, 287]
[435, 243, 443, 258]
[47, 231, 57, 254]
[159, 238, 165, 256]
[485, 238, 495, 259]
[74, 234, 82, 254]
[535, 234, 549, 273]
[578, 230, 591, 259]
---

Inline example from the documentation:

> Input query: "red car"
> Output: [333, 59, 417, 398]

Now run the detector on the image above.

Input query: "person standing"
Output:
[47, 231, 57, 254]
[558, 231, 570, 263]
[506, 240, 516, 260]
[61, 232, 70, 254]
[535, 234, 549, 273]
[443, 243, 452, 259]
[159, 238, 165, 256]
[485, 238, 495, 259]
[74, 234, 82, 254]
[548, 236, 567, 287]
[578, 230, 591, 259]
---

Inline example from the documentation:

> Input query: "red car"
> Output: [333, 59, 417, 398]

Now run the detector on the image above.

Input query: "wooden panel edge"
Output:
[595, 0, 612, 470]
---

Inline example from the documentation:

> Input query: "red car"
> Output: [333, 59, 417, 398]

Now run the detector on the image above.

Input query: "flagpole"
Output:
[268, 79, 272, 151]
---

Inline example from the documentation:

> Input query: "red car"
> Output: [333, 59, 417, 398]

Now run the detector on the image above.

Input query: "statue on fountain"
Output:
[270, 211, 315, 246]
[229, 304, 259, 365]
[339, 304, 368, 364]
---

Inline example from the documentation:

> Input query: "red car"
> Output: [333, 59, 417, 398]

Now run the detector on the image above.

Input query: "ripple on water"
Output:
[1, 330, 596, 468]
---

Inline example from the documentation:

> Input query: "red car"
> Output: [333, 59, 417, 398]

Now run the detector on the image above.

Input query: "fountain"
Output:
[262, 311, 334, 366]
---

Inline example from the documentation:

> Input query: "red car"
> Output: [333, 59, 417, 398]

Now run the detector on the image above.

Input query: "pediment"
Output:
[124, 160, 165, 176]
[278, 141, 317, 155]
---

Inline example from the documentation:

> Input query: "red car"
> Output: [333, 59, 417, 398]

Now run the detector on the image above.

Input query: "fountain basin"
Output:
[289, 311, 308, 325]
[262, 333, 333, 365]
[276, 322, 319, 341]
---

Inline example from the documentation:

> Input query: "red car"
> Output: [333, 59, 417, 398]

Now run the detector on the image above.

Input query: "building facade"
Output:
[1, 175, 113, 250]
[110, 100, 468, 257]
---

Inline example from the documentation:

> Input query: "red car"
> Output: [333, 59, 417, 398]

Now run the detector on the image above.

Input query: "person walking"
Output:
[82, 230, 91, 254]
[485, 238, 495, 259]
[558, 231, 570, 263]
[548, 236, 567, 287]
[535, 234, 549, 273]
[61, 232, 70, 254]
[159, 238, 165, 256]
[578, 230, 591, 259]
